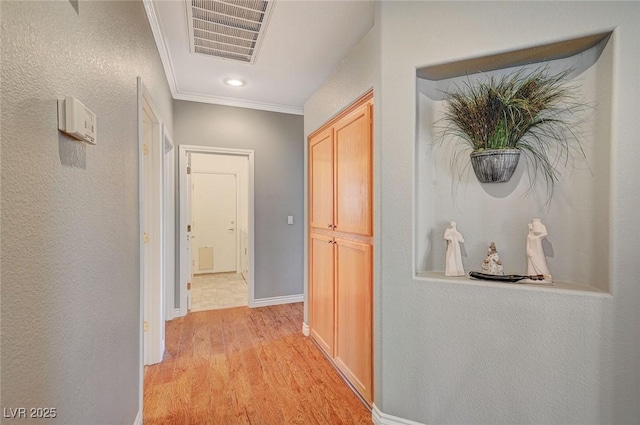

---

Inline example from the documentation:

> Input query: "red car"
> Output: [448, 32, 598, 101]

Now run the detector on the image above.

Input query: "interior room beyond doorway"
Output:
[189, 152, 249, 311]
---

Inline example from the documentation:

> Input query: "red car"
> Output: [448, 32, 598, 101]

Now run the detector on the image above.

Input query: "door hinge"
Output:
[143, 232, 149, 243]
[143, 144, 148, 155]
[143, 321, 149, 332]
[187, 166, 191, 174]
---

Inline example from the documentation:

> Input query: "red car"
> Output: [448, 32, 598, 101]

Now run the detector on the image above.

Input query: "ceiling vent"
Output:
[186, 0, 274, 64]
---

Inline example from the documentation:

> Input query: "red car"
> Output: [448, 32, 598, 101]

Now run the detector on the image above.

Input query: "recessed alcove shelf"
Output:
[415, 272, 608, 296]
[415, 31, 614, 294]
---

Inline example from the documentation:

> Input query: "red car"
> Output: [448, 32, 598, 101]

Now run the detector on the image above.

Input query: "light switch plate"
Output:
[287, 215, 294, 225]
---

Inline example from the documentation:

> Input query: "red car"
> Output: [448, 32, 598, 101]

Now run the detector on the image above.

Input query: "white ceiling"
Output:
[145, 0, 375, 115]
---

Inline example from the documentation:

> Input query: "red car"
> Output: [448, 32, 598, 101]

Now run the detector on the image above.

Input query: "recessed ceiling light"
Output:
[224, 78, 245, 87]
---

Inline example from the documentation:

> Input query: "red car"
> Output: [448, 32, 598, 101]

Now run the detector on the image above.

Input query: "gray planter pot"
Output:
[470, 149, 521, 183]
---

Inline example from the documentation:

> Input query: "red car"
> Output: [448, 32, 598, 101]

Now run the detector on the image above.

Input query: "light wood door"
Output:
[334, 102, 372, 236]
[334, 237, 373, 404]
[309, 232, 335, 356]
[309, 128, 334, 231]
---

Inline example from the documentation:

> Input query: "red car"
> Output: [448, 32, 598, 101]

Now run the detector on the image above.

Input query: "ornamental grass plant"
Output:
[438, 66, 590, 200]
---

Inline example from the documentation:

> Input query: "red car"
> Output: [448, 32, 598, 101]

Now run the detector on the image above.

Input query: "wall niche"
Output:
[414, 31, 613, 294]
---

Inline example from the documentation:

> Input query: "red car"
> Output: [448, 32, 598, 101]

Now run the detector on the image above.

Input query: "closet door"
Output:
[334, 237, 373, 404]
[309, 128, 334, 231]
[334, 102, 372, 236]
[309, 232, 335, 356]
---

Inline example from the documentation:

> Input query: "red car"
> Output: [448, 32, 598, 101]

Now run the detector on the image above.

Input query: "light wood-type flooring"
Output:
[143, 303, 372, 425]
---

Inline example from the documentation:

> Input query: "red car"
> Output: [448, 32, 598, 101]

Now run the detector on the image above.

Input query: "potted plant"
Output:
[438, 67, 588, 197]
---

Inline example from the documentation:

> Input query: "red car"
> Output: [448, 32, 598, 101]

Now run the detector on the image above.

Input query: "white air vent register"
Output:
[186, 0, 274, 64]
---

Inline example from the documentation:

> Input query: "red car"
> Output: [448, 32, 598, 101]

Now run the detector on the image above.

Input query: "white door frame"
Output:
[138, 78, 164, 370]
[162, 126, 175, 321]
[178, 145, 255, 316]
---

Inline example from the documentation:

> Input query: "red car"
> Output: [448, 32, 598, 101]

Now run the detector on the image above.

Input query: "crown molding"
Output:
[174, 91, 304, 116]
[143, 0, 179, 96]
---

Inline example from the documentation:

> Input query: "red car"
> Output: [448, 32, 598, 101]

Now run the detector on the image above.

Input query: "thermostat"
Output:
[58, 96, 97, 144]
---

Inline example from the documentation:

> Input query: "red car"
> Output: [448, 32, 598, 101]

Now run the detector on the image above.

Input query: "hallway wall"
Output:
[1, 1, 173, 423]
[305, 2, 639, 424]
[376, 2, 639, 423]
[174, 101, 304, 301]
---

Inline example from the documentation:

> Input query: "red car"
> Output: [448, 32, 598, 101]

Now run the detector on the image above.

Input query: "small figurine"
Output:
[525, 219, 552, 282]
[481, 242, 504, 275]
[444, 221, 465, 276]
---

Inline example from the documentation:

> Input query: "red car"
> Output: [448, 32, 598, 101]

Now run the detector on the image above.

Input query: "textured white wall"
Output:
[305, 1, 639, 424]
[1, 1, 173, 423]
[303, 28, 379, 137]
[377, 2, 639, 424]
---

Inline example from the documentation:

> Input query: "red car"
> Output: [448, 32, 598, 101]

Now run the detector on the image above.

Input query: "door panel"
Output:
[309, 232, 335, 356]
[309, 129, 334, 231]
[192, 173, 237, 273]
[334, 238, 372, 404]
[334, 103, 372, 236]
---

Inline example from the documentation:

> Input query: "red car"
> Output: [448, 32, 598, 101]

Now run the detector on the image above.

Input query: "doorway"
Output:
[190, 153, 248, 311]
[178, 146, 255, 316]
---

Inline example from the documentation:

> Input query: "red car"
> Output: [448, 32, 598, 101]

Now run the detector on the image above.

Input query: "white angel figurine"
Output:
[444, 221, 465, 276]
[526, 219, 552, 282]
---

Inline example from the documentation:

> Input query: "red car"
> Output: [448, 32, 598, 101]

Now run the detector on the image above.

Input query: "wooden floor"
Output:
[144, 303, 372, 425]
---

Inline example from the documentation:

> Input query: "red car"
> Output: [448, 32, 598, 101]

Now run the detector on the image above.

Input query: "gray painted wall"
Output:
[173, 101, 304, 301]
[305, 2, 640, 424]
[1, 1, 173, 424]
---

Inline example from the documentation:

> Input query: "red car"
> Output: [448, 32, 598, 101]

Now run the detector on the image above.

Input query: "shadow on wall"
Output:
[59, 133, 87, 169]
[68, 0, 79, 14]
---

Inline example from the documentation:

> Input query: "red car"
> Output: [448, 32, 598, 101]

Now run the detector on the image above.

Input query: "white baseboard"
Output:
[251, 293, 304, 308]
[372, 404, 425, 425]
[133, 409, 142, 425]
[173, 307, 182, 318]
[302, 322, 310, 336]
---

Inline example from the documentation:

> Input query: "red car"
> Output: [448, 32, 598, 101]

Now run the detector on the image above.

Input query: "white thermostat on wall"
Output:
[57, 96, 97, 144]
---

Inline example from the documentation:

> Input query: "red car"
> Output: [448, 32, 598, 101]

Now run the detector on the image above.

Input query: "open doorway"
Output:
[190, 153, 249, 311]
[178, 146, 255, 316]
